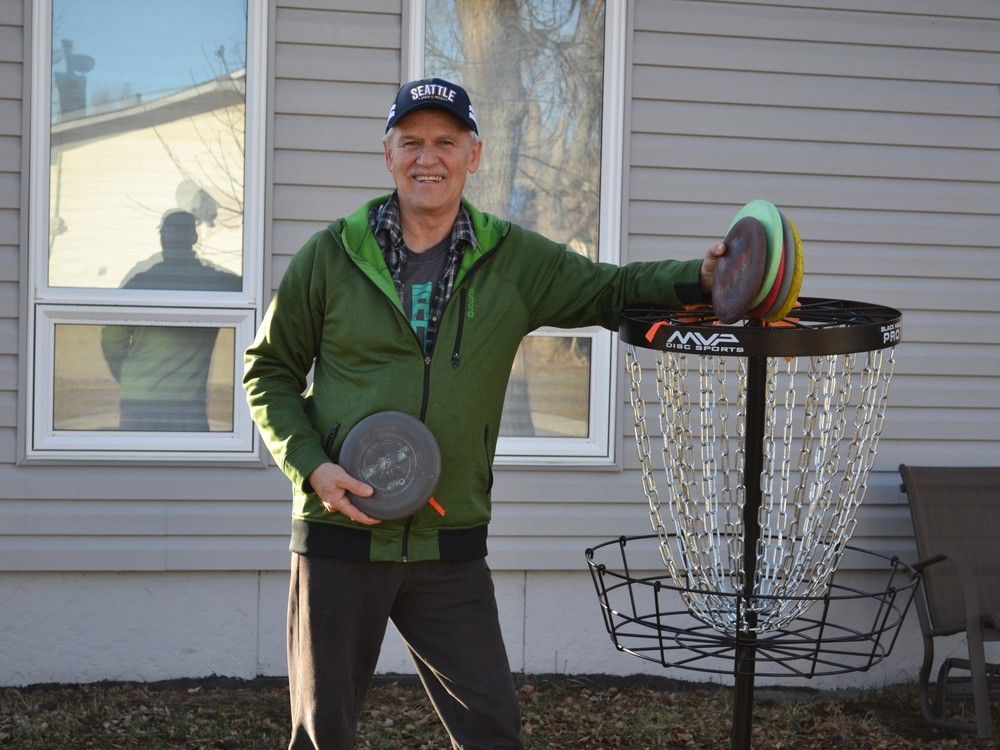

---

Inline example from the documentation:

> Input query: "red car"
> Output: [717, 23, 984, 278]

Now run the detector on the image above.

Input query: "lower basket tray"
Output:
[585, 534, 919, 678]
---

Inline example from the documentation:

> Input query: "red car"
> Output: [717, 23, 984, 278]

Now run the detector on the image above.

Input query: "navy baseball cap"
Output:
[385, 77, 479, 134]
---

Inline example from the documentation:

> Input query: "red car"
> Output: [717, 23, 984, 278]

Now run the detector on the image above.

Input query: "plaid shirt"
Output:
[369, 194, 477, 355]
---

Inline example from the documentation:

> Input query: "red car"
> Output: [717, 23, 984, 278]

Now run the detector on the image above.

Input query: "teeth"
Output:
[415, 176, 443, 182]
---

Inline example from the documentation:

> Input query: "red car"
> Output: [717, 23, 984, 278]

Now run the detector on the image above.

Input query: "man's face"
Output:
[383, 108, 482, 220]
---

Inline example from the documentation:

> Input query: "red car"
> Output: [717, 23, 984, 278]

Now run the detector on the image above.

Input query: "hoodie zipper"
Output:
[402, 352, 432, 562]
[401, 249, 501, 562]
[342, 265, 428, 563]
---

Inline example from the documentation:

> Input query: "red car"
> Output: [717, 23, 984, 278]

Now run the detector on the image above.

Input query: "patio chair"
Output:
[900, 464, 1000, 738]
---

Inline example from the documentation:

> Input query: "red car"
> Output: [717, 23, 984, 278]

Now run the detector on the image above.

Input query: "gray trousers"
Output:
[287, 554, 524, 750]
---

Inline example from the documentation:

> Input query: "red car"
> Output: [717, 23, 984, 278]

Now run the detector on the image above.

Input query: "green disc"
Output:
[728, 199, 783, 308]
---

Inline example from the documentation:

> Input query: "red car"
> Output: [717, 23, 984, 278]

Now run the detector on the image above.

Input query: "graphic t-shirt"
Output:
[398, 237, 450, 354]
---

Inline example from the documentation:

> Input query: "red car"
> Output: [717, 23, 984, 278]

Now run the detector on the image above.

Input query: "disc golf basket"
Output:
[586, 298, 918, 749]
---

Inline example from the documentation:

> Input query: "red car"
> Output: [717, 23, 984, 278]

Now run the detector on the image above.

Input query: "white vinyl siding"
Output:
[270, 1, 401, 286]
[0, 1, 22, 470]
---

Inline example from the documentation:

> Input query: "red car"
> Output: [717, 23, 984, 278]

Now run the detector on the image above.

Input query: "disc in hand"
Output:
[339, 411, 441, 521]
[713, 216, 767, 324]
[729, 199, 784, 307]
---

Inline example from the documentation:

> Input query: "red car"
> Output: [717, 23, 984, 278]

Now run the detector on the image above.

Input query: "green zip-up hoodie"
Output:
[244, 195, 704, 562]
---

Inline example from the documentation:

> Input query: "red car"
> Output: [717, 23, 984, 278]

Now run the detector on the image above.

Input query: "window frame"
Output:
[23, 0, 267, 462]
[32, 305, 256, 457]
[498, 327, 615, 465]
[407, 0, 627, 465]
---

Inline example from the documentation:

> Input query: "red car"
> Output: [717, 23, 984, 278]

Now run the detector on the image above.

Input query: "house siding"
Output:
[1, 0, 998, 685]
[0, 2, 22, 470]
[271, 1, 400, 288]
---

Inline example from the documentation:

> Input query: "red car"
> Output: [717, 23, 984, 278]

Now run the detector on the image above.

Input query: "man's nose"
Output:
[415, 146, 438, 165]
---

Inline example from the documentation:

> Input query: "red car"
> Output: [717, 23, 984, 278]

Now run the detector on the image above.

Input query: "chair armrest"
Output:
[913, 552, 988, 632]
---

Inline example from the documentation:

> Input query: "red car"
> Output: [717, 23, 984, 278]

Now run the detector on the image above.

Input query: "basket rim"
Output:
[621, 297, 901, 357]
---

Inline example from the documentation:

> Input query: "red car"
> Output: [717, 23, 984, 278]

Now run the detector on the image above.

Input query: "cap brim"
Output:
[387, 102, 476, 133]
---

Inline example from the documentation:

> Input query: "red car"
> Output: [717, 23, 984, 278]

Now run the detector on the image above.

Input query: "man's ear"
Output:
[383, 138, 393, 172]
[467, 138, 483, 175]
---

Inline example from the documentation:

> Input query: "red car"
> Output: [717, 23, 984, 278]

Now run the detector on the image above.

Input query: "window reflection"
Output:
[54, 323, 235, 432]
[121, 210, 241, 292]
[48, 0, 247, 289]
[425, 0, 605, 262]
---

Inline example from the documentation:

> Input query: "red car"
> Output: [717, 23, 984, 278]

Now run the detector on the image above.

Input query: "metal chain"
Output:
[629, 335, 897, 634]
[625, 346, 664, 545]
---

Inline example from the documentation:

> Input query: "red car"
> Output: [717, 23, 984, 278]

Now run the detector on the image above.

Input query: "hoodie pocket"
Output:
[451, 288, 469, 368]
[323, 422, 341, 458]
[484, 424, 494, 492]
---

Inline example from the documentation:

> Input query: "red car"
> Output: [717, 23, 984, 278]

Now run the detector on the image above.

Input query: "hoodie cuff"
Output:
[674, 259, 708, 305]
[283, 443, 333, 496]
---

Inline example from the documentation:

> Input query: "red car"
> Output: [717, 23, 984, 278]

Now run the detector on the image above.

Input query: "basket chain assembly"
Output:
[627, 346, 896, 634]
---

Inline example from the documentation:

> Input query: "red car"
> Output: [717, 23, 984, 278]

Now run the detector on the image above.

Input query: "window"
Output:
[412, 0, 625, 463]
[26, 0, 265, 460]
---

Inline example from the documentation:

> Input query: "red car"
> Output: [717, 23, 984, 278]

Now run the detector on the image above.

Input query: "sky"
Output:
[52, 0, 247, 108]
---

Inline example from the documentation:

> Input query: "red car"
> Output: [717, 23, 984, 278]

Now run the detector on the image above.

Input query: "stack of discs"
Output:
[711, 199, 804, 324]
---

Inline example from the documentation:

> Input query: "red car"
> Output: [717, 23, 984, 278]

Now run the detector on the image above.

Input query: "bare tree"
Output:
[452, 0, 529, 218]
[433, 0, 605, 261]
[517, 0, 604, 259]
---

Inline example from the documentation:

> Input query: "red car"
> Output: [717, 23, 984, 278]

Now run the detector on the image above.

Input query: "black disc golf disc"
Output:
[713, 216, 767, 324]
[339, 411, 441, 521]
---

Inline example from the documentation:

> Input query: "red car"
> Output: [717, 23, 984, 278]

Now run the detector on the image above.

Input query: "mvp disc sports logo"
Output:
[645, 321, 745, 353]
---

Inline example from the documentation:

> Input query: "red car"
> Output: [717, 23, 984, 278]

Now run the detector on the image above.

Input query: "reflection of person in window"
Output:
[100, 210, 240, 431]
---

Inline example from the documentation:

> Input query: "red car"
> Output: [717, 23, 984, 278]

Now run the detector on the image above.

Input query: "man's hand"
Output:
[699, 242, 727, 294]
[308, 462, 381, 526]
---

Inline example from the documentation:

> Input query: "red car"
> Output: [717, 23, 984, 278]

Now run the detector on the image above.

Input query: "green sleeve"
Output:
[523, 234, 705, 331]
[243, 232, 332, 494]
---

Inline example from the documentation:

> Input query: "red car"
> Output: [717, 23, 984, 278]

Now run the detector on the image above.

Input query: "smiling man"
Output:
[244, 77, 725, 749]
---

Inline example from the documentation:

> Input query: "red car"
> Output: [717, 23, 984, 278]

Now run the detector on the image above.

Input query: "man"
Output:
[244, 77, 725, 749]
[102, 209, 240, 431]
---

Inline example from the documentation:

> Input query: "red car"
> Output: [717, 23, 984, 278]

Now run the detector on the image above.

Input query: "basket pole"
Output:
[733, 351, 768, 749]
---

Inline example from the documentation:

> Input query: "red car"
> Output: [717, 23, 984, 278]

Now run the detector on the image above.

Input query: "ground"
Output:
[2, 674, 997, 749]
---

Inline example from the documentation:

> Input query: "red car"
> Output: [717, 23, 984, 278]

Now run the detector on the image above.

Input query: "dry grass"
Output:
[1, 675, 997, 749]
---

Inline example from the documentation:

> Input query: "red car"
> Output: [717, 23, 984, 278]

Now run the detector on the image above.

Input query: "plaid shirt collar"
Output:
[369, 192, 477, 271]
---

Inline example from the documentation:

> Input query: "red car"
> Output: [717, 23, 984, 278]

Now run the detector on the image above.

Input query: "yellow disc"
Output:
[765, 214, 804, 322]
